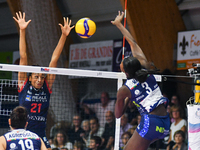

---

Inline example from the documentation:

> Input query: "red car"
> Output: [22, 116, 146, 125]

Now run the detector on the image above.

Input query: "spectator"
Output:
[127, 125, 137, 134]
[51, 130, 73, 150]
[120, 132, 132, 150]
[102, 111, 115, 149]
[88, 136, 102, 150]
[171, 130, 187, 150]
[86, 117, 104, 147]
[73, 142, 84, 150]
[82, 92, 115, 127]
[171, 95, 180, 105]
[80, 120, 90, 146]
[167, 105, 187, 150]
[125, 101, 139, 125]
[68, 114, 85, 145]
[119, 114, 133, 147]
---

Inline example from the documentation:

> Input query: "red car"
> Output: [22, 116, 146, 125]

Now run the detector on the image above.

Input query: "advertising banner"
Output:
[69, 40, 113, 71]
[177, 30, 200, 70]
[112, 39, 132, 72]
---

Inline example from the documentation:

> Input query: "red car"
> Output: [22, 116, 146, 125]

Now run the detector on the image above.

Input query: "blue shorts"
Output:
[136, 113, 170, 141]
[28, 128, 51, 148]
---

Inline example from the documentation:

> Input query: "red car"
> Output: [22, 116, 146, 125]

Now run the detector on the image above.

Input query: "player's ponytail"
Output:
[135, 69, 149, 83]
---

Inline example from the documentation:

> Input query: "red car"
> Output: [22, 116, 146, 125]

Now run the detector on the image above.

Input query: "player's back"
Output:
[4, 129, 41, 150]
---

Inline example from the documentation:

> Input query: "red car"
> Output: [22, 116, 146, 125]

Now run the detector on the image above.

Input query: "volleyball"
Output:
[75, 18, 96, 38]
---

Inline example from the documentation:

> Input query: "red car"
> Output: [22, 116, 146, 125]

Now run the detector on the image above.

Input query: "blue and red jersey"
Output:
[18, 78, 52, 133]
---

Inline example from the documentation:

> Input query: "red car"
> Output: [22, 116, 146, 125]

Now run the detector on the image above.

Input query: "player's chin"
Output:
[35, 84, 43, 89]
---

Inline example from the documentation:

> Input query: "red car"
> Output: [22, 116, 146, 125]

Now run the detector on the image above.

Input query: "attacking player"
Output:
[112, 11, 170, 150]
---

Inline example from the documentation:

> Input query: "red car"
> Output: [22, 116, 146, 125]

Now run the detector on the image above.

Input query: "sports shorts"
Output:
[136, 113, 170, 141]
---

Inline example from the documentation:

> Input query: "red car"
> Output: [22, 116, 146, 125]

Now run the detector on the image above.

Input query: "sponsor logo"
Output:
[25, 95, 31, 101]
[179, 36, 189, 56]
[41, 68, 49, 72]
[29, 115, 46, 121]
[195, 108, 200, 119]
[156, 126, 165, 133]
[10, 143, 16, 149]
[27, 90, 32, 95]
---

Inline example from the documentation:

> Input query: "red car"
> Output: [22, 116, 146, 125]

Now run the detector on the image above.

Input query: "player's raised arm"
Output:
[111, 11, 150, 69]
[47, 17, 74, 89]
[13, 12, 31, 89]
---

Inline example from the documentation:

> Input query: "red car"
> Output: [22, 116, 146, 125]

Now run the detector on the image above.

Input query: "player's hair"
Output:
[123, 56, 158, 83]
[27, 64, 44, 77]
[123, 57, 147, 82]
[10, 106, 28, 129]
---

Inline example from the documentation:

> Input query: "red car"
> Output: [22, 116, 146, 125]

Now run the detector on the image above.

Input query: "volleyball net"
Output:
[0, 63, 162, 149]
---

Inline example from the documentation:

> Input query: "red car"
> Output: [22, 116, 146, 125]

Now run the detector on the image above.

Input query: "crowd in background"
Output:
[48, 92, 188, 150]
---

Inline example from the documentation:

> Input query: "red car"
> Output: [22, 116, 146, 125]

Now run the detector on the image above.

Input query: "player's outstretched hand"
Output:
[111, 11, 124, 26]
[59, 17, 74, 36]
[13, 11, 31, 30]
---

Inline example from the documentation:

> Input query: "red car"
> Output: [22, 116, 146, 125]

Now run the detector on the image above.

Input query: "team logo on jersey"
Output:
[27, 90, 32, 94]
[10, 143, 16, 149]
[25, 95, 31, 101]
[135, 90, 140, 95]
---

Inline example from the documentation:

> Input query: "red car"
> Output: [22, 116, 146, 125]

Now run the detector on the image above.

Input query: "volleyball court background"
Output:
[0, 66, 120, 139]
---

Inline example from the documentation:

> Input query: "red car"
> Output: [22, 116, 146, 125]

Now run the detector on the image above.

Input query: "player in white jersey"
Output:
[111, 11, 170, 150]
[0, 106, 47, 150]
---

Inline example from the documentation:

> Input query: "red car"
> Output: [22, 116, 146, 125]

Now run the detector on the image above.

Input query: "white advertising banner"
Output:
[177, 30, 200, 70]
[69, 40, 113, 71]
[187, 104, 200, 150]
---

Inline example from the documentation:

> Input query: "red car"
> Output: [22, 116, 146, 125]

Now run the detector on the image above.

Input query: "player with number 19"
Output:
[0, 106, 47, 150]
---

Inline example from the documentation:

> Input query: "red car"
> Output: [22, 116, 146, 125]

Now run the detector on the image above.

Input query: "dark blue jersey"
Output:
[4, 129, 41, 150]
[18, 78, 52, 132]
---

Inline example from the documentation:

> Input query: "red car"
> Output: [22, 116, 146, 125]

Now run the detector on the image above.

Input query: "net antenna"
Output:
[114, 0, 128, 149]
[122, 0, 127, 60]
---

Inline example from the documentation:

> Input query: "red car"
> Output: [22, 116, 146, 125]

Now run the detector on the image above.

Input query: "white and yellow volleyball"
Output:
[75, 18, 96, 38]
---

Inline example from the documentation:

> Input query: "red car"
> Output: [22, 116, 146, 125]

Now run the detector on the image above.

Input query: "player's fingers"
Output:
[70, 25, 75, 29]
[19, 11, 22, 18]
[16, 12, 19, 19]
[13, 17, 18, 22]
[66, 17, 69, 25]
[58, 23, 63, 28]
[27, 20, 31, 25]
[23, 12, 25, 19]
[68, 19, 71, 26]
